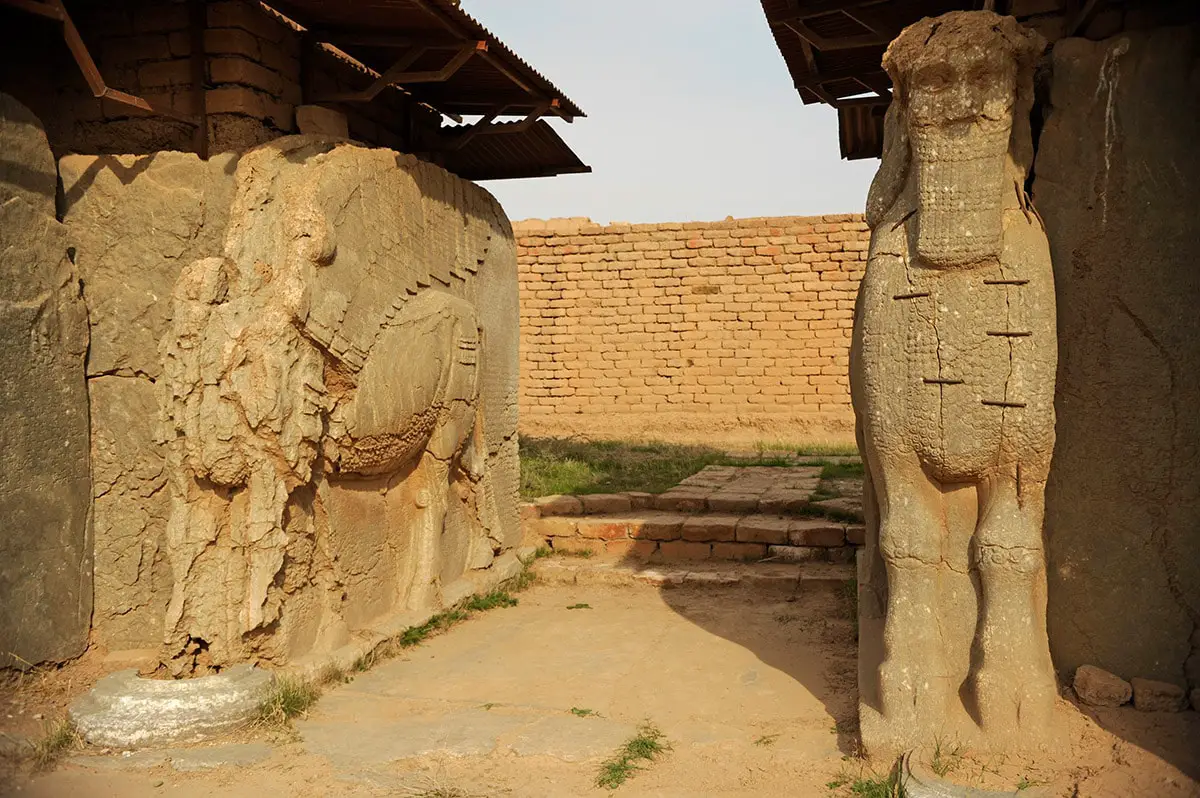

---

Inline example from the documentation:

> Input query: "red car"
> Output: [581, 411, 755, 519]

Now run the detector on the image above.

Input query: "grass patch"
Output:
[849, 774, 903, 797]
[596, 723, 670, 789]
[828, 760, 903, 797]
[354, 549, 548, 674]
[318, 662, 351, 686]
[553, 547, 595, 559]
[30, 718, 81, 772]
[753, 733, 780, 746]
[1016, 776, 1043, 791]
[399, 608, 470, 648]
[810, 485, 841, 501]
[821, 461, 865, 480]
[520, 437, 797, 499]
[570, 707, 599, 717]
[463, 589, 518, 611]
[795, 442, 859, 457]
[566, 603, 592, 610]
[930, 738, 965, 777]
[256, 675, 322, 728]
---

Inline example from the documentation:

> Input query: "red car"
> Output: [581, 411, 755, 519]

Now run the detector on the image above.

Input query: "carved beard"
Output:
[910, 114, 1013, 267]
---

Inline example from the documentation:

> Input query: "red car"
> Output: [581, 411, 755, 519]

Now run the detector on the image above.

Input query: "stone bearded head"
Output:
[866, 12, 1045, 267]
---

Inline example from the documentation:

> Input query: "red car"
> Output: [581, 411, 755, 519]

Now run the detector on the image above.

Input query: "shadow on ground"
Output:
[614, 552, 863, 757]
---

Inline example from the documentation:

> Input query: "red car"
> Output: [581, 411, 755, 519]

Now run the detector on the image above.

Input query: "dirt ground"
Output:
[3, 578, 1199, 797]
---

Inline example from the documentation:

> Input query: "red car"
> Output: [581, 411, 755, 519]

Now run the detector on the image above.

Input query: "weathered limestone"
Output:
[59, 151, 240, 651]
[1073, 665, 1132, 707]
[1130, 677, 1187, 713]
[154, 137, 519, 672]
[69, 665, 271, 747]
[1034, 26, 1200, 694]
[0, 93, 92, 667]
[56, 136, 520, 673]
[852, 13, 1058, 755]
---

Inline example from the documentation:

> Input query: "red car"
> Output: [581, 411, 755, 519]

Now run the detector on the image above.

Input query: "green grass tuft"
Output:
[521, 437, 806, 499]
[930, 738, 965, 777]
[463, 589, 519, 612]
[596, 723, 670, 789]
[257, 676, 322, 728]
[848, 774, 903, 797]
[570, 707, 598, 717]
[821, 461, 866, 480]
[566, 603, 592, 610]
[30, 718, 81, 772]
[553, 547, 596, 559]
[318, 662, 351, 686]
[795, 442, 860, 457]
[753, 733, 780, 746]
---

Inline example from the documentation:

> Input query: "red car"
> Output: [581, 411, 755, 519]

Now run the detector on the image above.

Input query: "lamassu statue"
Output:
[851, 11, 1059, 755]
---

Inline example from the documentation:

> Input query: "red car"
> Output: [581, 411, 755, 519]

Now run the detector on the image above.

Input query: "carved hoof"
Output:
[970, 668, 1021, 737]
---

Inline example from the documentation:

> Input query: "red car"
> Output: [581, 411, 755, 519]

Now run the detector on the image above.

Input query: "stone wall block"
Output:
[0, 94, 92, 667]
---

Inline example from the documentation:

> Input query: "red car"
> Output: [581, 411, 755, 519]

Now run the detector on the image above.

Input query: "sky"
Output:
[463, 0, 878, 224]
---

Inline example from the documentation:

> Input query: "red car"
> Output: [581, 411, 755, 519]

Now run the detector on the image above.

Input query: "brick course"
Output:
[514, 215, 867, 446]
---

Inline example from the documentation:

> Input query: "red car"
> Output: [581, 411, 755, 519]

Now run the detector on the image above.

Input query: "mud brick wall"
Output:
[513, 215, 869, 446]
[0, 0, 417, 156]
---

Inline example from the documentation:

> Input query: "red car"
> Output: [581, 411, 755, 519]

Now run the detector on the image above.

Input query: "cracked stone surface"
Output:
[17, 581, 1200, 797]
[59, 136, 522, 672]
[1035, 25, 1200, 692]
[0, 93, 92, 668]
[852, 12, 1059, 756]
[293, 581, 846, 776]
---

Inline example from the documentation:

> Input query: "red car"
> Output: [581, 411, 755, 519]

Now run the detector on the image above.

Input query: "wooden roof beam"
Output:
[307, 29, 463, 49]
[441, 100, 552, 150]
[794, 60, 888, 88]
[784, 19, 889, 51]
[775, 0, 890, 24]
[318, 41, 485, 103]
[1, 0, 198, 125]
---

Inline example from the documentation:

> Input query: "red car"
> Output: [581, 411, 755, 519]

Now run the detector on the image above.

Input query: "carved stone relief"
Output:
[851, 12, 1059, 755]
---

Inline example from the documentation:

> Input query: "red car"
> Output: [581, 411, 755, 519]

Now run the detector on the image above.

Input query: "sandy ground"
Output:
[3, 578, 1199, 797]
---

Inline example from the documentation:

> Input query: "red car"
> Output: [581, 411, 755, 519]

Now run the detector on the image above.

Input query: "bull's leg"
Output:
[970, 471, 1056, 737]
[874, 451, 953, 733]
[406, 449, 452, 610]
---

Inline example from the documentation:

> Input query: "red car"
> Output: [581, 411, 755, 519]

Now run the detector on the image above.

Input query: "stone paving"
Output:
[524, 465, 866, 563]
[29, 576, 861, 797]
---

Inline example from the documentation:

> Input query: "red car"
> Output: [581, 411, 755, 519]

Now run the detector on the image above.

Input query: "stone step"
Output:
[532, 557, 854, 589]
[524, 510, 864, 564]
[529, 489, 864, 522]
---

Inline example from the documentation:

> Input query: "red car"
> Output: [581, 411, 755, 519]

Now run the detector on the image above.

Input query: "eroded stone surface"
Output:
[1131, 678, 1187, 713]
[69, 665, 271, 748]
[1073, 665, 1132, 707]
[1035, 26, 1200, 693]
[60, 150, 240, 650]
[154, 138, 520, 671]
[60, 136, 520, 672]
[852, 12, 1058, 755]
[0, 93, 92, 667]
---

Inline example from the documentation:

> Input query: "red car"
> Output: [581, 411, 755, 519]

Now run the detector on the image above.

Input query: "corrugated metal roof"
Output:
[761, 1, 1185, 159]
[439, 119, 591, 181]
[761, 0, 968, 159]
[267, 0, 584, 119]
